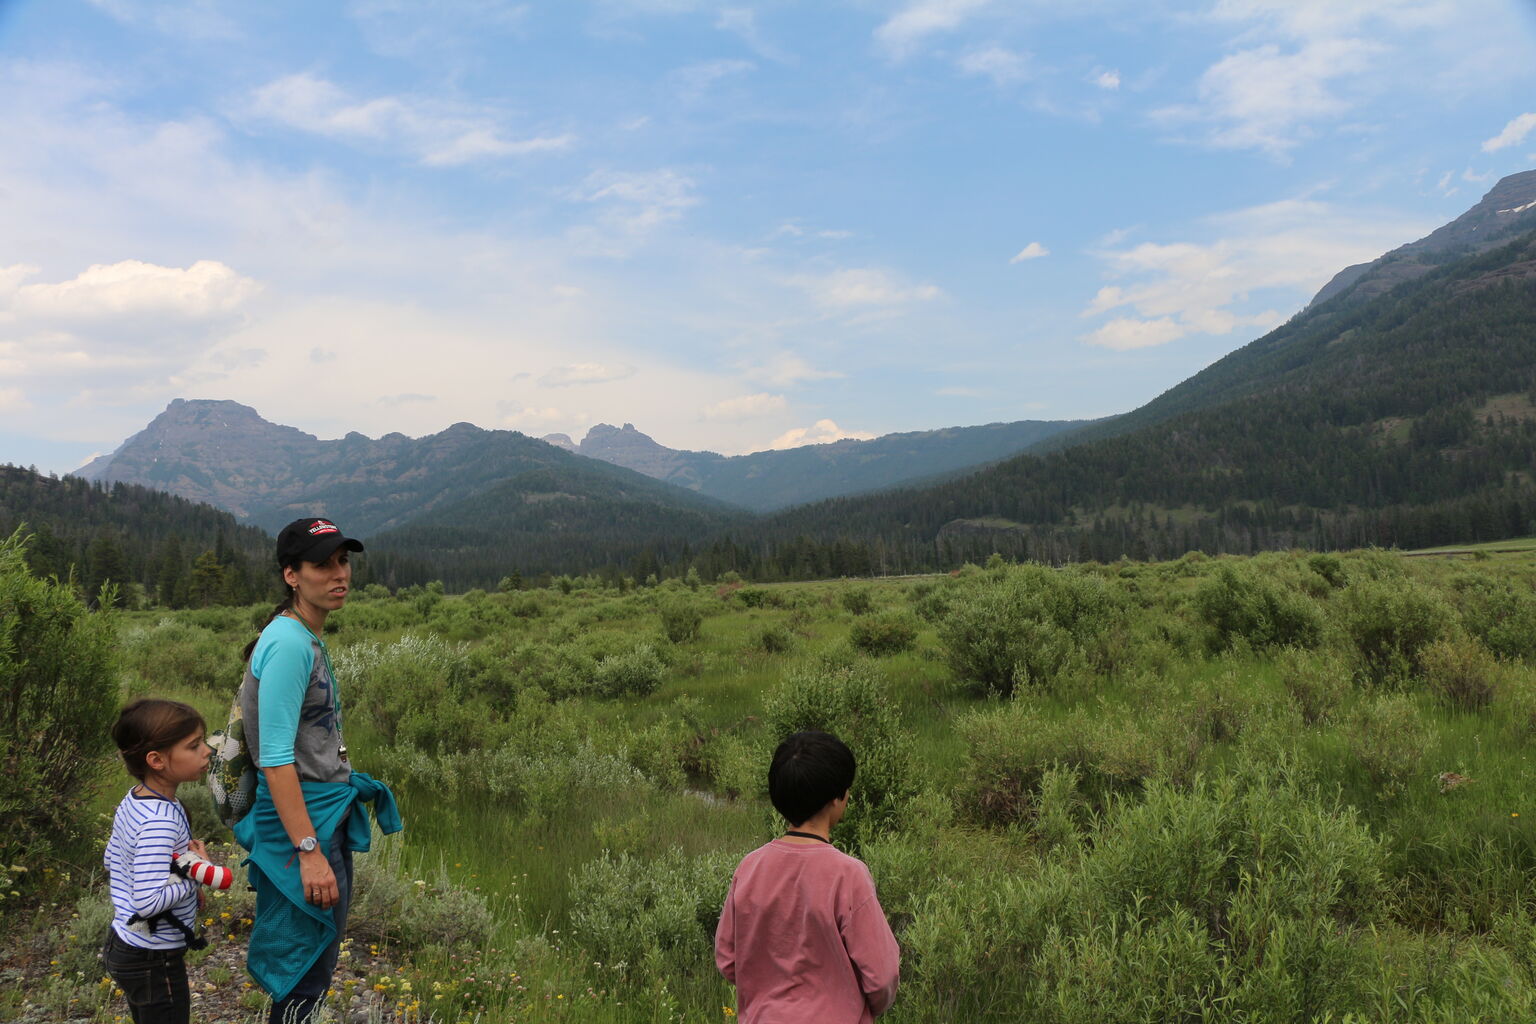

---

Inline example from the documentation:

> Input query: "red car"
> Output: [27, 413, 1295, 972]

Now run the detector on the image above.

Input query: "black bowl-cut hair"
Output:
[769, 730, 856, 827]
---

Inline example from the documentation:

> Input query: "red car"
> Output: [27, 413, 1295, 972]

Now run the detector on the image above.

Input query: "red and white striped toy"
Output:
[173, 851, 234, 890]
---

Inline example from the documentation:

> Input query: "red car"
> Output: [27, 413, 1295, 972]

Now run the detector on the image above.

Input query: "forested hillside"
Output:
[0, 465, 274, 605]
[361, 464, 751, 590]
[705, 229, 1536, 579]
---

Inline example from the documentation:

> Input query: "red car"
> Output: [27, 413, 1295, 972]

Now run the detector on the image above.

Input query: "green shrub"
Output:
[1346, 693, 1431, 792]
[701, 732, 767, 801]
[1193, 563, 1324, 652]
[1307, 552, 1348, 588]
[1419, 636, 1500, 711]
[659, 597, 704, 644]
[1458, 581, 1536, 661]
[120, 617, 237, 691]
[569, 848, 736, 978]
[335, 634, 510, 751]
[1276, 646, 1350, 725]
[349, 840, 495, 951]
[736, 587, 769, 608]
[937, 564, 1120, 694]
[848, 612, 918, 657]
[0, 530, 118, 865]
[840, 587, 875, 615]
[52, 888, 115, 979]
[910, 580, 958, 623]
[1336, 577, 1453, 684]
[1074, 779, 1386, 1021]
[955, 703, 1178, 826]
[592, 642, 667, 699]
[504, 593, 543, 618]
[1498, 676, 1536, 740]
[752, 624, 794, 654]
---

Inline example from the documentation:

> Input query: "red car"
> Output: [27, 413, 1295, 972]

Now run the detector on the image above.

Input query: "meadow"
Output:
[11, 543, 1536, 1022]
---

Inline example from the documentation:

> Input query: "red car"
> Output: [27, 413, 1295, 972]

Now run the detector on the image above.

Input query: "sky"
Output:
[3, 0, 1536, 474]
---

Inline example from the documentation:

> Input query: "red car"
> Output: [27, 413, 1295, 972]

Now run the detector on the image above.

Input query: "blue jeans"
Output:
[265, 833, 353, 1024]
[102, 931, 190, 1024]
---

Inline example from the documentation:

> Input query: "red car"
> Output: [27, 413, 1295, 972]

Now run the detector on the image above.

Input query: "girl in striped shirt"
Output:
[104, 699, 224, 1024]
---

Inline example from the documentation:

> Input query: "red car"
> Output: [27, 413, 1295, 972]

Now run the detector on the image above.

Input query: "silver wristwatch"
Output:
[294, 835, 319, 853]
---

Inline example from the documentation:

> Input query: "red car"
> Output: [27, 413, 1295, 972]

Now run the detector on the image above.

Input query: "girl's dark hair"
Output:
[768, 730, 856, 826]
[112, 699, 207, 782]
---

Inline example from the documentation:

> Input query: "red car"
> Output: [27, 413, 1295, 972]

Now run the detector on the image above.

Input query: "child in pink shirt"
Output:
[715, 731, 900, 1023]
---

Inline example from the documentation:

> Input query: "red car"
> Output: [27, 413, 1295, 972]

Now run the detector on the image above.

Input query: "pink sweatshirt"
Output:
[715, 839, 900, 1024]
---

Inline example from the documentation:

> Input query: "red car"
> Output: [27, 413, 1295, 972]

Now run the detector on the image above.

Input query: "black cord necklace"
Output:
[784, 830, 831, 844]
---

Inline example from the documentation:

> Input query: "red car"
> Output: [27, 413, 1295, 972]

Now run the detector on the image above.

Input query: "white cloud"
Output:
[1483, 112, 1536, 153]
[1093, 69, 1121, 90]
[792, 268, 942, 308]
[539, 363, 635, 387]
[379, 392, 435, 406]
[245, 73, 572, 167]
[0, 388, 32, 413]
[1155, 38, 1381, 155]
[701, 392, 787, 420]
[715, 8, 791, 62]
[875, 0, 993, 59]
[1080, 198, 1432, 351]
[771, 221, 852, 242]
[424, 130, 572, 167]
[1084, 317, 1187, 351]
[669, 59, 755, 99]
[765, 419, 876, 450]
[1010, 242, 1049, 263]
[746, 352, 843, 388]
[87, 0, 241, 40]
[1175, 0, 1507, 156]
[1208, 0, 1460, 41]
[347, 1, 531, 58]
[577, 168, 700, 234]
[9, 260, 259, 322]
[500, 406, 570, 428]
[937, 385, 984, 397]
[958, 46, 1030, 86]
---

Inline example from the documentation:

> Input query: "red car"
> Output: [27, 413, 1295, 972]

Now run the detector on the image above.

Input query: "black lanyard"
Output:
[784, 831, 831, 844]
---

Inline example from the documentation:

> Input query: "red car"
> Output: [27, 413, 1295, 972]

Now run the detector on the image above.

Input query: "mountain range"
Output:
[50, 169, 1536, 587]
[539, 418, 1091, 512]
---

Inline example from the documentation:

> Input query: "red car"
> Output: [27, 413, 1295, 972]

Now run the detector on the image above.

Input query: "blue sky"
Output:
[3, 0, 1535, 474]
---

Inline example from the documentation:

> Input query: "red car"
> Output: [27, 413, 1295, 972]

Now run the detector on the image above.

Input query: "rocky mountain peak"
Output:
[1309, 168, 1536, 309]
[75, 399, 320, 516]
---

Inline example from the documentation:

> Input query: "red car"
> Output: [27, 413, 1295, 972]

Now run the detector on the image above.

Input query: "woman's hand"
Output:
[187, 839, 208, 858]
[299, 850, 339, 910]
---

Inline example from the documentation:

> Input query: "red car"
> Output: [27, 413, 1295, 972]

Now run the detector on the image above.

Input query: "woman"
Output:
[234, 518, 400, 1024]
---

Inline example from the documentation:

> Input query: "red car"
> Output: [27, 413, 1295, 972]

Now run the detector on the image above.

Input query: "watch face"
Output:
[299, 836, 318, 852]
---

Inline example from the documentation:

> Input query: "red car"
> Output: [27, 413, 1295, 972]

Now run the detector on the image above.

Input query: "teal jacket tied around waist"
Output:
[234, 772, 402, 1000]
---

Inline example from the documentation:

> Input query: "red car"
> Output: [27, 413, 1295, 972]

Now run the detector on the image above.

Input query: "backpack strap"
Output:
[124, 909, 207, 951]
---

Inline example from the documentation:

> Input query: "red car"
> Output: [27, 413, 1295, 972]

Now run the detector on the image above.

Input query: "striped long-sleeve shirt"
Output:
[104, 789, 198, 950]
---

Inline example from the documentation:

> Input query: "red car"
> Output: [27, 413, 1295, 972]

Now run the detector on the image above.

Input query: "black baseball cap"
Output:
[276, 518, 365, 568]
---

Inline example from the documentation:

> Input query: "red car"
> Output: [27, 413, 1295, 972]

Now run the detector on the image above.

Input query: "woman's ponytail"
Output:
[243, 591, 294, 662]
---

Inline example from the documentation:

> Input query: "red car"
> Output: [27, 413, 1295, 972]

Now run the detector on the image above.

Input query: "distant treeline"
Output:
[0, 466, 278, 607]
